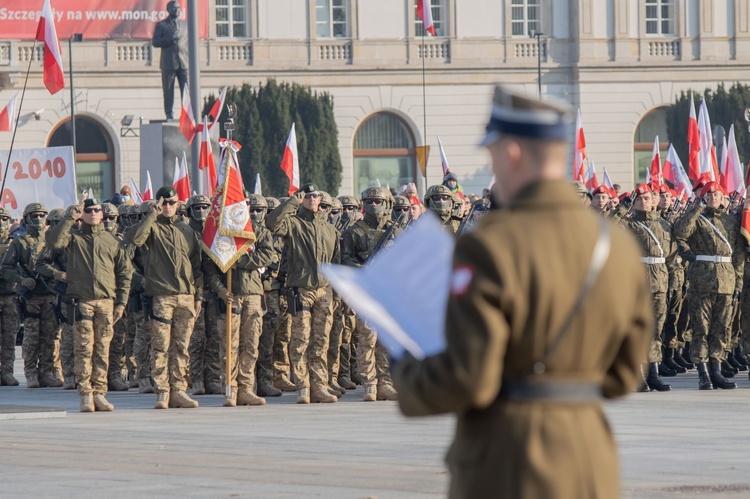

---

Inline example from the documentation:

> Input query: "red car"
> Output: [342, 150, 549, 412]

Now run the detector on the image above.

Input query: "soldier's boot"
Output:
[673, 348, 694, 370]
[646, 363, 671, 392]
[709, 358, 738, 389]
[311, 386, 337, 404]
[26, 373, 40, 389]
[205, 381, 223, 395]
[720, 361, 737, 378]
[154, 392, 169, 409]
[93, 394, 114, 412]
[257, 380, 282, 397]
[734, 346, 750, 366]
[169, 390, 199, 408]
[108, 376, 129, 392]
[190, 380, 206, 396]
[377, 383, 399, 401]
[727, 351, 747, 372]
[329, 379, 346, 396]
[223, 388, 237, 407]
[682, 343, 693, 365]
[79, 394, 94, 413]
[696, 363, 713, 390]
[128, 369, 139, 388]
[326, 387, 341, 399]
[237, 389, 266, 406]
[363, 384, 377, 402]
[296, 387, 310, 404]
[139, 378, 155, 394]
[40, 375, 63, 388]
[663, 348, 687, 374]
[352, 372, 364, 386]
[338, 376, 356, 390]
[1, 373, 19, 386]
[658, 362, 677, 377]
[62, 376, 76, 390]
[274, 376, 297, 392]
[636, 365, 651, 392]
[54, 369, 64, 383]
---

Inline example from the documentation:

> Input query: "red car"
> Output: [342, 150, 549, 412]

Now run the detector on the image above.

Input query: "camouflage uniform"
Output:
[0, 210, 19, 386]
[424, 184, 461, 235]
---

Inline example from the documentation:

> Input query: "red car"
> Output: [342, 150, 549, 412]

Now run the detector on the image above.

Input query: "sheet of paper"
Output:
[322, 214, 454, 359]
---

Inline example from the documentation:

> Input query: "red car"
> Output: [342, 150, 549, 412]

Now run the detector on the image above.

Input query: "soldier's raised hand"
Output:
[66, 202, 84, 221]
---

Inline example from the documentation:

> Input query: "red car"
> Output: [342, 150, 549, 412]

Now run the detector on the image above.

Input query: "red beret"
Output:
[634, 183, 651, 196]
[591, 185, 611, 197]
[618, 191, 631, 202]
[700, 181, 722, 197]
[657, 184, 670, 193]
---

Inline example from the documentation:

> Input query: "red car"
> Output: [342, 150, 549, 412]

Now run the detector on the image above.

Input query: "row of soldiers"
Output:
[0, 174, 488, 411]
[578, 179, 749, 391]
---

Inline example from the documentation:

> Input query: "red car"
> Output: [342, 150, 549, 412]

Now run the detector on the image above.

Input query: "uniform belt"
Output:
[640, 257, 665, 264]
[695, 255, 731, 263]
[498, 379, 602, 403]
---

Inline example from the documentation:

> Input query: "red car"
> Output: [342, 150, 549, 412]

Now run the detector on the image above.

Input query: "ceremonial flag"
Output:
[180, 83, 197, 143]
[416, 0, 435, 36]
[207, 86, 227, 134]
[173, 152, 191, 201]
[697, 98, 718, 181]
[199, 115, 218, 197]
[35, 0, 65, 95]
[254, 173, 262, 195]
[142, 171, 153, 201]
[129, 177, 143, 203]
[725, 124, 745, 196]
[663, 144, 693, 198]
[649, 136, 662, 186]
[687, 95, 701, 182]
[742, 200, 750, 246]
[279, 123, 300, 196]
[437, 135, 450, 176]
[584, 161, 598, 192]
[602, 167, 615, 195]
[573, 109, 586, 182]
[0, 92, 18, 132]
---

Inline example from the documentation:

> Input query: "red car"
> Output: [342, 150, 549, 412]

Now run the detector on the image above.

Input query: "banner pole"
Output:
[1, 39, 37, 203]
[225, 270, 233, 398]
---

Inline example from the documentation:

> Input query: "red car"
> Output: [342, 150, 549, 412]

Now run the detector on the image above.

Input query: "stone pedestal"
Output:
[139, 121, 192, 191]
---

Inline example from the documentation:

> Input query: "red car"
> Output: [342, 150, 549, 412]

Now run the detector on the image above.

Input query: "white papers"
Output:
[322, 214, 454, 359]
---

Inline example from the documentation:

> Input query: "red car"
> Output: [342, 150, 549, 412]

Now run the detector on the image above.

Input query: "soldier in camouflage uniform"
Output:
[618, 184, 678, 392]
[128, 187, 203, 409]
[186, 195, 222, 395]
[424, 184, 461, 235]
[391, 195, 412, 227]
[0, 203, 60, 388]
[266, 184, 340, 404]
[674, 182, 744, 390]
[0, 207, 19, 386]
[336, 195, 360, 386]
[341, 186, 401, 401]
[47, 199, 132, 412]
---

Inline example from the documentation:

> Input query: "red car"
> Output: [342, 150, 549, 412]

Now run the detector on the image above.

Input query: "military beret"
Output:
[591, 185, 611, 197]
[155, 186, 177, 200]
[633, 183, 651, 196]
[700, 181, 725, 197]
[297, 183, 318, 194]
[83, 198, 100, 209]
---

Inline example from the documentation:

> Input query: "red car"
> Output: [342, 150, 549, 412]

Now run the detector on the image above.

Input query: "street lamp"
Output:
[68, 33, 83, 153]
[529, 30, 544, 98]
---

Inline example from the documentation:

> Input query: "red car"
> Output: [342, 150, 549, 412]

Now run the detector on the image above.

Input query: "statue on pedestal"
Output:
[152, 1, 188, 120]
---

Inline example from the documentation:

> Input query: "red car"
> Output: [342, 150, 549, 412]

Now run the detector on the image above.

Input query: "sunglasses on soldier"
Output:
[394, 207, 409, 212]
[431, 195, 451, 202]
[193, 205, 209, 211]
[330, 210, 340, 215]
[342, 206, 355, 211]
[0, 216, 9, 222]
[249, 208, 264, 214]
[365, 199, 383, 206]
[162, 200, 179, 206]
[305, 193, 321, 199]
[83, 207, 101, 214]
[103, 216, 116, 221]
[319, 204, 330, 210]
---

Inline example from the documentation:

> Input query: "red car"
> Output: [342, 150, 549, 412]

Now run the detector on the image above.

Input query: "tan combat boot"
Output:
[191, 381, 206, 396]
[223, 388, 237, 407]
[237, 389, 266, 406]
[330, 379, 346, 396]
[377, 384, 399, 401]
[337, 376, 356, 390]
[40, 375, 63, 388]
[1, 373, 19, 386]
[274, 376, 297, 392]
[62, 376, 76, 390]
[26, 373, 40, 389]
[109, 376, 129, 392]
[257, 381, 282, 397]
[139, 378, 155, 394]
[363, 384, 377, 402]
[93, 394, 114, 411]
[169, 390, 199, 408]
[297, 387, 310, 404]
[154, 392, 169, 409]
[80, 394, 94, 413]
[311, 386, 338, 403]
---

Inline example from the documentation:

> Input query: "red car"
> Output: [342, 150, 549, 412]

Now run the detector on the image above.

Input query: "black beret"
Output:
[155, 186, 177, 200]
[298, 183, 318, 194]
[83, 198, 100, 209]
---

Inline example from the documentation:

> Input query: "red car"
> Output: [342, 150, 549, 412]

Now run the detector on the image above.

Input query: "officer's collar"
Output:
[298, 205, 324, 222]
[157, 214, 180, 224]
[81, 222, 104, 234]
[505, 179, 584, 211]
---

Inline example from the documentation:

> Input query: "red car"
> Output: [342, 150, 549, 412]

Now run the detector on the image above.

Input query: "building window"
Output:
[415, 0, 447, 37]
[353, 113, 416, 196]
[316, 0, 349, 38]
[216, 0, 248, 39]
[645, 0, 675, 35]
[633, 107, 669, 185]
[511, 0, 542, 37]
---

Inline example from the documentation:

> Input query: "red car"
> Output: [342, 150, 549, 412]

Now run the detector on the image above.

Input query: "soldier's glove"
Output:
[194, 300, 202, 317]
[19, 277, 36, 290]
[113, 304, 125, 324]
[66, 203, 84, 221]
[217, 288, 233, 305]
[54, 270, 67, 282]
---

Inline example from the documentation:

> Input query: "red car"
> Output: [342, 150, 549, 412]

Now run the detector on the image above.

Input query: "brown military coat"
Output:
[393, 180, 653, 499]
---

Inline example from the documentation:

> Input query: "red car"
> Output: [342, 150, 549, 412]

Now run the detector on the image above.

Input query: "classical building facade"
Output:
[0, 0, 748, 199]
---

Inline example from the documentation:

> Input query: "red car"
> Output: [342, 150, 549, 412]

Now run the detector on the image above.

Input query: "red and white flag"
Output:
[279, 123, 300, 196]
[573, 109, 586, 182]
[697, 98, 718, 181]
[202, 139, 256, 273]
[687, 95, 701, 182]
[199, 115, 218, 197]
[0, 92, 18, 132]
[437, 135, 450, 176]
[207, 86, 227, 134]
[649, 136, 662, 186]
[35, 0, 65, 95]
[180, 83, 197, 143]
[602, 167, 615, 194]
[663, 144, 693, 198]
[725, 124, 745, 196]
[142, 171, 153, 201]
[173, 152, 191, 201]
[416, 0, 435, 36]
[129, 177, 143, 203]
[584, 161, 598, 192]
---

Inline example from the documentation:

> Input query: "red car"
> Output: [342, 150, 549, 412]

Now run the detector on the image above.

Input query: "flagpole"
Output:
[1, 39, 37, 201]
[420, 28, 427, 197]
[225, 270, 233, 398]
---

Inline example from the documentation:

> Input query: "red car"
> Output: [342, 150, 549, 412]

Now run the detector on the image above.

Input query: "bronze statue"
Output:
[152, 1, 188, 120]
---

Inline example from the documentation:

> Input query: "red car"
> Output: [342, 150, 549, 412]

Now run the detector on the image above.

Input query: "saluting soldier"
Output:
[393, 85, 653, 498]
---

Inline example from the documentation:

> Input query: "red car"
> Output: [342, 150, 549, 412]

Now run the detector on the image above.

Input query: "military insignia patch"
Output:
[450, 264, 474, 296]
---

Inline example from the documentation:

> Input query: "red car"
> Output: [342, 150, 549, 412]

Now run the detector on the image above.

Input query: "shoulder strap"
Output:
[634, 221, 664, 258]
[699, 215, 732, 255]
[531, 217, 611, 375]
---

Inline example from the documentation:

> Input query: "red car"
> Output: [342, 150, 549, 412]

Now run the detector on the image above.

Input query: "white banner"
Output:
[0, 146, 78, 218]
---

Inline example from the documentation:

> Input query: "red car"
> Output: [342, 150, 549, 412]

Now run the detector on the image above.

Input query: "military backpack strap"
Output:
[530, 217, 611, 375]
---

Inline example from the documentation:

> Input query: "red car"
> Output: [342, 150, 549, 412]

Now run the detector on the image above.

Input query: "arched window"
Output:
[634, 107, 669, 185]
[353, 112, 416, 196]
[48, 116, 115, 201]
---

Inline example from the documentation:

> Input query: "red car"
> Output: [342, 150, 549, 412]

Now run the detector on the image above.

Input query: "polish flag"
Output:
[742, 201, 750, 246]
[129, 177, 143, 203]
[663, 144, 693, 199]
[437, 135, 450, 176]
[180, 83, 197, 143]
[573, 109, 586, 182]
[602, 167, 615, 195]
[199, 116, 218, 197]
[687, 95, 701, 182]
[142, 171, 153, 201]
[207, 86, 227, 134]
[649, 136, 662, 186]
[584, 161, 598, 192]
[0, 92, 18, 132]
[279, 123, 300, 196]
[697, 98, 718, 181]
[173, 152, 191, 201]
[416, 0, 435, 36]
[725, 124, 745, 196]
[254, 173, 262, 195]
[35, 0, 65, 95]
